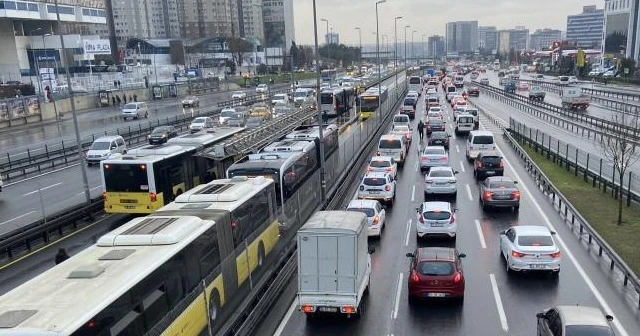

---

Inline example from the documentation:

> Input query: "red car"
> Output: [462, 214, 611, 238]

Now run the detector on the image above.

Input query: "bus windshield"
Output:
[104, 163, 150, 192]
[320, 93, 334, 104]
[361, 96, 379, 111]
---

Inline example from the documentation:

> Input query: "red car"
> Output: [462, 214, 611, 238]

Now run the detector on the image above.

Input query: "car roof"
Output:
[421, 201, 451, 211]
[485, 176, 515, 183]
[347, 199, 380, 209]
[416, 247, 457, 262]
[370, 155, 393, 162]
[363, 171, 389, 179]
[512, 225, 552, 236]
[470, 130, 493, 136]
[555, 306, 611, 327]
[94, 135, 123, 141]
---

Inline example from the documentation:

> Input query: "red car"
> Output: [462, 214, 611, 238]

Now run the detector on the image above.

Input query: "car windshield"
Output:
[193, 118, 206, 123]
[518, 235, 554, 247]
[430, 170, 453, 178]
[370, 160, 391, 168]
[233, 91, 244, 95]
[473, 135, 493, 144]
[489, 181, 516, 189]
[565, 325, 614, 336]
[423, 210, 451, 220]
[295, 91, 307, 97]
[90, 141, 110, 150]
[123, 103, 136, 109]
[221, 110, 235, 117]
[379, 139, 402, 149]
[424, 148, 445, 155]
[417, 261, 455, 276]
[363, 177, 387, 186]
[151, 127, 170, 134]
[347, 207, 375, 217]
[404, 99, 414, 105]
[409, 77, 421, 84]
[431, 132, 447, 139]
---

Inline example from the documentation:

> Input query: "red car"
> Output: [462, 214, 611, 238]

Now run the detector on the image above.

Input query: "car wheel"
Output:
[144, 112, 148, 118]
[482, 202, 488, 211]
[506, 257, 514, 275]
[512, 205, 520, 212]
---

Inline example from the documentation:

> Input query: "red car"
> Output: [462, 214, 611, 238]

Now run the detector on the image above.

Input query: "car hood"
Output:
[86, 149, 110, 156]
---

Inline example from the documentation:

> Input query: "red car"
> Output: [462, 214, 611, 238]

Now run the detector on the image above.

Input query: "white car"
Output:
[357, 172, 396, 206]
[256, 84, 268, 93]
[271, 93, 289, 105]
[231, 91, 247, 99]
[366, 156, 397, 180]
[189, 116, 215, 133]
[568, 76, 578, 84]
[500, 226, 561, 276]
[219, 108, 236, 124]
[415, 201, 457, 239]
[426, 88, 437, 95]
[346, 199, 386, 237]
[424, 166, 458, 198]
[426, 110, 444, 121]
[420, 146, 449, 172]
[121, 102, 148, 120]
[480, 78, 489, 85]
[407, 91, 419, 100]
[392, 114, 410, 129]
[390, 124, 413, 144]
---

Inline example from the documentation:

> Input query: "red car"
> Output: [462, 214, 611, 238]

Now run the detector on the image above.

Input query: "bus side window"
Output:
[196, 226, 222, 278]
[252, 189, 271, 232]
[231, 201, 252, 248]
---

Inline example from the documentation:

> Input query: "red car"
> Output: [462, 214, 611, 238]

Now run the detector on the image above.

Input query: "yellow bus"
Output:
[0, 176, 279, 336]
[358, 87, 388, 120]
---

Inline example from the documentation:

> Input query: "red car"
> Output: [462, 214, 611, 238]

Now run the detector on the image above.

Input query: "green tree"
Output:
[256, 63, 267, 75]
[224, 59, 236, 74]
[228, 37, 252, 66]
[619, 57, 636, 77]
[604, 31, 627, 54]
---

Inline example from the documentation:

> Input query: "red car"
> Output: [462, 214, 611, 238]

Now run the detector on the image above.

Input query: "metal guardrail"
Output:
[502, 128, 640, 307]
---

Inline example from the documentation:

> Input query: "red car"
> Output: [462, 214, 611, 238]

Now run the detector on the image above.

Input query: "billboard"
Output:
[83, 39, 111, 55]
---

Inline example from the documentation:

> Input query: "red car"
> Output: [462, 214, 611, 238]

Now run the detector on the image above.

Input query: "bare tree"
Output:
[599, 113, 640, 225]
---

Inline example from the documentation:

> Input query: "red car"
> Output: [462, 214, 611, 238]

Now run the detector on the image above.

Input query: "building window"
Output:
[2, 1, 16, 10]
[27, 2, 37, 11]
[47, 4, 74, 15]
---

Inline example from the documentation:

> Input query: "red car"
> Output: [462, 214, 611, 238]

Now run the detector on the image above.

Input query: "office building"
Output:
[427, 35, 445, 58]
[478, 26, 497, 53]
[566, 5, 604, 48]
[445, 21, 478, 53]
[602, 0, 631, 55]
[628, 0, 640, 61]
[262, 0, 295, 49]
[497, 30, 511, 55]
[509, 26, 529, 51]
[238, 0, 264, 44]
[530, 29, 562, 51]
[325, 32, 339, 44]
[108, 0, 180, 49]
[177, 0, 239, 39]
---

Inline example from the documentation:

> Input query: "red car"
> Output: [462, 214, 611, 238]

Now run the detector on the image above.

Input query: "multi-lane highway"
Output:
[264, 80, 640, 336]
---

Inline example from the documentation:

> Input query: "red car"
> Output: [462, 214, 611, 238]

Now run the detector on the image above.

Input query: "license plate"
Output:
[494, 195, 510, 199]
[431, 223, 446, 227]
[124, 205, 136, 209]
[485, 171, 496, 175]
[318, 307, 338, 313]
[430, 159, 439, 162]
[529, 264, 546, 269]
[427, 293, 446, 298]
[436, 183, 447, 186]
[369, 191, 380, 194]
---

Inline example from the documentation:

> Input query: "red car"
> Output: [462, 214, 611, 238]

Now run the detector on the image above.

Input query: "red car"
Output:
[406, 247, 466, 303]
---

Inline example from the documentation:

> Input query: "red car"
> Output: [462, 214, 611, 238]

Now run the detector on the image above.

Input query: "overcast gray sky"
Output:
[293, 0, 596, 45]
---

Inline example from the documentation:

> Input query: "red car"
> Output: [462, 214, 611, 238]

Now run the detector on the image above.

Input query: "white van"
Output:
[392, 114, 410, 128]
[455, 114, 475, 135]
[122, 102, 149, 120]
[408, 76, 423, 95]
[377, 134, 407, 165]
[86, 135, 127, 165]
[466, 130, 495, 161]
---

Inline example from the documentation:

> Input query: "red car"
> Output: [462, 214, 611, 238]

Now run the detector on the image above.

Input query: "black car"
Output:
[148, 126, 178, 144]
[404, 97, 417, 109]
[426, 120, 446, 136]
[474, 151, 504, 180]
[428, 131, 451, 150]
[468, 86, 480, 97]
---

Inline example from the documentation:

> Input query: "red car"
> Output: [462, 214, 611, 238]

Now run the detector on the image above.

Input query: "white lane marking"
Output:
[475, 219, 487, 249]
[77, 185, 103, 196]
[273, 300, 297, 336]
[0, 211, 36, 226]
[459, 161, 466, 173]
[22, 182, 62, 197]
[489, 273, 509, 332]
[415, 161, 419, 172]
[5, 164, 80, 187]
[404, 219, 412, 246]
[411, 185, 415, 202]
[455, 144, 460, 153]
[493, 136, 630, 336]
[391, 273, 404, 319]
[465, 184, 473, 201]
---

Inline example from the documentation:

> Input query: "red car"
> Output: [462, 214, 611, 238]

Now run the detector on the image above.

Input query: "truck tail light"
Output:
[301, 305, 315, 313]
[102, 192, 107, 200]
[341, 306, 356, 314]
[150, 193, 157, 202]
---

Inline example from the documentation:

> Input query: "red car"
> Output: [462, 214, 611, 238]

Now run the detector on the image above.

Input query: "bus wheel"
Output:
[209, 290, 221, 325]
[258, 243, 266, 268]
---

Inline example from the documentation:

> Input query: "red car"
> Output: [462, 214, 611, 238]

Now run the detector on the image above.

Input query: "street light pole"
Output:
[42, 33, 61, 134]
[375, 0, 386, 121]
[313, 0, 327, 203]
[404, 25, 410, 68]
[53, 0, 91, 203]
[422, 34, 426, 60]
[355, 27, 362, 71]
[29, 28, 43, 96]
[394, 16, 402, 98]
[412, 30, 417, 64]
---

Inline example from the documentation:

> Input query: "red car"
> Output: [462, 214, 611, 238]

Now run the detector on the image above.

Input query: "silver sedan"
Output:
[479, 176, 520, 211]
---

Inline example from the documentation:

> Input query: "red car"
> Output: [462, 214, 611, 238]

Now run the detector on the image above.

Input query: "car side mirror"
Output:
[500, 230, 506, 235]
[405, 252, 414, 258]
[605, 315, 614, 322]
[453, 171, 459, 174]
[536, 312, 545, 319]
[459, 253, 467, 258]
[550, 231, 557, 235]
[368, 245, 376, 254]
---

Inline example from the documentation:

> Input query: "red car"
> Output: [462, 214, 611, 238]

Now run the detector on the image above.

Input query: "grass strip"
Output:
[519, 140, 640, 276]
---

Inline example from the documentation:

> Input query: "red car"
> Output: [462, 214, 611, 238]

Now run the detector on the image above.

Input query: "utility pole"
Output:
[375, 0, 386, 121]
[404, 25, 410, 68]
[313, 0, 327, 203]
[394, 16, 402, 98]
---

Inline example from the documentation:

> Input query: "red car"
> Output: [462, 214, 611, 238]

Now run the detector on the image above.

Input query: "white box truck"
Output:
[297, 211, 372, 318]
[560, 87, 590, 111]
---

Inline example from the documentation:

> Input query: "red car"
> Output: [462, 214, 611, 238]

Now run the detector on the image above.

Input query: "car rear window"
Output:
[404, 99, 414, 105]
[488, 181, 516, 189]
[363, 177, 386, 186]
[429, 170, 452, 178]
[423, 211, 451, 220]
[458, 116, 474, 123]
[394, 116, 408, 123]
[518, 235, 554, 247]
[481, 156, 501, 164]
[347, 207, 375, 217]
[423, 148, 445, 155]
[370, 160, 391, 168]
[465, 109, 478, 116]
[431, 132, 447, 139]
[409, 77, 421, 84]
[472, 135, 494, 144]
[565, 325, 614, 336]
[379, 139, 402, 149]
[417, 261, 455, 276]
[428, 97, 437, 102]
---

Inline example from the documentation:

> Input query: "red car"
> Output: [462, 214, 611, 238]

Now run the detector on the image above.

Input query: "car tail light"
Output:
[499, 161, 505, 169]
[366, 167, 373, 172]
[385, 167, 393, 172]
[341, 306, 356, 314]
[440, 156, 447, 162]
[449, 214, 455, 224]
[448, 179, 456, 184]
[410, 270, 420, 283]
[483, 191, 493, 200]
[301, 305, 315, 313]
[373, 216, 379, 224]
[550, 251, 562, 259]
[376, 151, 381, 155]
[359, 185, 364, 191]
[453, 272, 462, 284]
[419, 215, 424, 224]
[512, 191, 521, 199]
[476, 161, 483, 169]
[511, 251, 525, 258]
[385, 185, 391, 191]
[150, 193, 157, 202]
